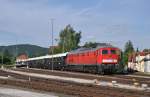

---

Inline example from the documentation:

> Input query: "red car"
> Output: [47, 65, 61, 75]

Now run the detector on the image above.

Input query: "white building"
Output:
[128, 53, 150, 73]
[144, 54, 150, 73]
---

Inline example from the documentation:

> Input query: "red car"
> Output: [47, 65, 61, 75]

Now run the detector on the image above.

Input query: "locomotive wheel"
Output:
[97, 65, 104, 75]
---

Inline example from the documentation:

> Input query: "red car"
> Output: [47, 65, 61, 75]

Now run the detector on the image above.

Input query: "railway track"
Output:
[11, 68, 150, 86]
[0, 68, 150, 97]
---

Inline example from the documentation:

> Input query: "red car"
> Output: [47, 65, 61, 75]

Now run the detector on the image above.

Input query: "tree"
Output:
[123, 40, 135, 65]
[83, 42, 98, 48]
[143, 49, 150, 52]
[0, 49, 12, 65]
[3, 49, 12, 57]
[124, 40, 134, 54]
[58, 25, 81, 52]
[49, 46, 62, 54]
[83, 42, 111, 48]
[136, 48, 139, 52]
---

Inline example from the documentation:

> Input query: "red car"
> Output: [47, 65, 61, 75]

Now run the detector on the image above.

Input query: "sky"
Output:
[0, 0, 150, 50]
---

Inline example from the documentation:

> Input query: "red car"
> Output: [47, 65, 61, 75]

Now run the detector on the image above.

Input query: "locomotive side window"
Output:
[102, 50, 108, 54]
[111, 50, 116, 54]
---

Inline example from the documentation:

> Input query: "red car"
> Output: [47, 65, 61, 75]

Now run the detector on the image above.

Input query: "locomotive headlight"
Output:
[102, 59, 113, 62]
[113, 59, 117, 62]
[102, 59, 117, 63]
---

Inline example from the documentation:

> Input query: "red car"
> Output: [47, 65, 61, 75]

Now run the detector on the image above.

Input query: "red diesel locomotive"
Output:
[66, 45, 120, 74]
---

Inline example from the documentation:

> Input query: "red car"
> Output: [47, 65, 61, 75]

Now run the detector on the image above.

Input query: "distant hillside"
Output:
[0, 44, 49, 58]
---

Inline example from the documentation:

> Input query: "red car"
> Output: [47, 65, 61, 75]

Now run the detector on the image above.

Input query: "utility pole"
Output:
[51, 18, 54, 72]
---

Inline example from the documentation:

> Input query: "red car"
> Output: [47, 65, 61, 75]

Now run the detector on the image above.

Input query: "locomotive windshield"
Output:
[110, 50, 116, 54]
[102, 50, 108, 54]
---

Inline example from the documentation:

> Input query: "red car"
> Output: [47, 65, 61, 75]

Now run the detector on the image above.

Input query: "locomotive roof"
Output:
[69, 44, 117, 54]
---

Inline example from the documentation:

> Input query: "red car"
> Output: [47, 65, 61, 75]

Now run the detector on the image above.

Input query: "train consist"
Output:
[16, 44, 120, 74]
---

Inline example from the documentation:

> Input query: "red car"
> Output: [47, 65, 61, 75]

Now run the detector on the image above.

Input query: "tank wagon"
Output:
[16, 45, 120, 74]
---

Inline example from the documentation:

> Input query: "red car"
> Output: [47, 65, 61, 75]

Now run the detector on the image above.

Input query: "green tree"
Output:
[83, 42, 110, 48]
[58, 25, 81, 52]
[49, 46, 62, 54]
[123, 40, 135, 65]
[136, 48, 139, 52]
[143, 49, 150, 52]
[0, 49, 13, 65]
[83, 42, 98, 48]
[3, 49, 12, 58]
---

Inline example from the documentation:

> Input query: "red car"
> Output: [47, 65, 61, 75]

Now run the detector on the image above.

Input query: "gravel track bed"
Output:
[0, 70, 150, 97]
[12, 68, 150, 85]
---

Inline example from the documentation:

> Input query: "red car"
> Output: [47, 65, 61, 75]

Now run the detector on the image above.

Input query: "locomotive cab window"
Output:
[102, 50, 108, 54]
[111, 50, 116, 54]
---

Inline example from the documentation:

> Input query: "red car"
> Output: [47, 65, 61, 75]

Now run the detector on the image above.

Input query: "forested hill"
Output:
[0, 44, 49, 57]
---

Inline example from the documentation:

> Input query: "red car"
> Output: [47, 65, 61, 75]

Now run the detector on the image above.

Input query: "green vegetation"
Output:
[143, 49, 150, 52]
[122, 40, 135, 65]
[0, 44, 48, 57]
[50, 24, 82, 54]
[0, 44, 48, 65]
[59, 24, 81, 52]
[83, 42, 111, 48]
[0, 49, 13, 64]
[83, 42, 99, 48]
